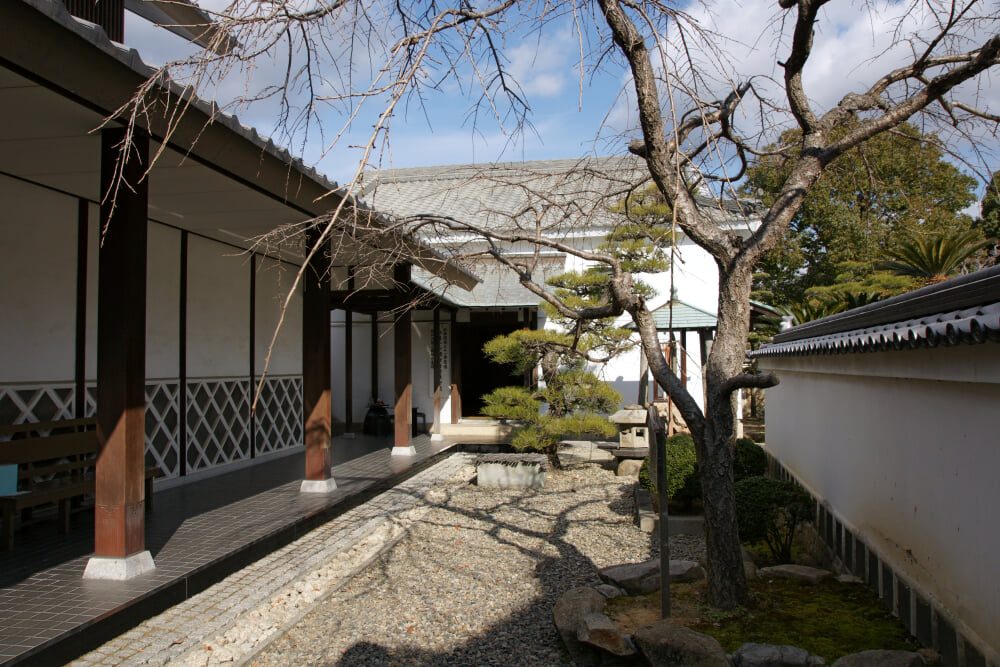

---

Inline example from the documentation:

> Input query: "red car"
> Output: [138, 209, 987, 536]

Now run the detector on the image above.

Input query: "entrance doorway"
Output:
[455, 312, 530, 417]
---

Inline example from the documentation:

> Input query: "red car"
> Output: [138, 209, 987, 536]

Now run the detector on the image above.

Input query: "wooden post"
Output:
[647, 405, 670, 618]
[300, 227, 335, 493]
[85, 127, 154, 579]
[638, 349, 649, 406]
[392, 309, 414, 455]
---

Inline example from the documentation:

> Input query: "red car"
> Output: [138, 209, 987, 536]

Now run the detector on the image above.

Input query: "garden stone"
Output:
[836, 574, 863, 584]
[731, 642, 825, 666]
[758, 564, 832, 585]
[599, 559, 705, 594]
[552, 587, 606, 666]
[577, 612, 635, 656]
[634, 622, 730, 667]
[617, 459, 644, 477]
[596, 584, 625, 599]
[600, 559, 660, 595]
[832, 650, 930, 666]
[671, 560, 705, 583]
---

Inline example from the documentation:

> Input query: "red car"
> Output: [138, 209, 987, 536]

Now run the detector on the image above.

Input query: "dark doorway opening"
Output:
[455, 311, 530, 417]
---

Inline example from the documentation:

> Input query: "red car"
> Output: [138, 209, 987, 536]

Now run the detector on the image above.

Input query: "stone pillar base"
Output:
[300, 478, 338, 493]
[83, 551, 155, 580]
[391, 445, 417, 457]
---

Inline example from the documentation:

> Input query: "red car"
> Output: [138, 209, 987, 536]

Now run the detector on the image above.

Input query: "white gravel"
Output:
[254, 446, 706, 666]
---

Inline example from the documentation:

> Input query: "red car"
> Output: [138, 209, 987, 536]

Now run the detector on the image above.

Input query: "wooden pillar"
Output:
[344, 309, 354, 435]
[450, 309, 462, 422]
[431, 308, 442, 438]
[638, 349, 649, 406]
[301, 228, 335, 493]
[680, 330, 688, 389]
[392, 309, 414, 455]
[85, 127, 153, 579]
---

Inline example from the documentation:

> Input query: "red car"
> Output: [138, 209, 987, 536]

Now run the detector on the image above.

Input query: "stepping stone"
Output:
[758, 564, 832, 585]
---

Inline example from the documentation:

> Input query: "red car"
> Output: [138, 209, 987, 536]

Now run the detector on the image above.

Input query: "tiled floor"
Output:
[0, 433, 459, 666]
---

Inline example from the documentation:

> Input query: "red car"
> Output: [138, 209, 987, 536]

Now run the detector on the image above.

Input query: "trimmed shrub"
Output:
[735, 476, 815, 563]
[638, 434, 701, 509]
[734, 437, 768, 482]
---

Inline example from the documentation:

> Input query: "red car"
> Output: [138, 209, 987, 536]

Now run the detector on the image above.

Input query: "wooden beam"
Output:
[392, 310, 413, 454]
[302, 227, 333, 488]
[93, 127, 149, 562]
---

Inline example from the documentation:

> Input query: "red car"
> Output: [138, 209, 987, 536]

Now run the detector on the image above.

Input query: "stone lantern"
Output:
[608, 405, 650, 451]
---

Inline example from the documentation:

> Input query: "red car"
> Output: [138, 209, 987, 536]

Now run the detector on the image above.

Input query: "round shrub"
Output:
[735, 476, 815, 563]
[733, 437, 768, 482]
[639, 434, 701, 509]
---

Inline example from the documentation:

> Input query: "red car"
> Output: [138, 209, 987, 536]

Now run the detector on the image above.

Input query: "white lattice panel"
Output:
[186, 378, 251, 472]
[254, 375, 302, 453]
[145, 381, 180, 479]
[0, 383, 76, 432]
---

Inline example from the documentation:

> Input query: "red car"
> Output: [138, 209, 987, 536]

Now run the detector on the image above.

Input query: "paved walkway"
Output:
[0, 434, 463, 666]
[73, 452, 477, 666]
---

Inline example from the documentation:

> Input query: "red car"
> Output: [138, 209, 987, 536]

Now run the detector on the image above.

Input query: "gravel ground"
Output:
[255, 446, 705, 666]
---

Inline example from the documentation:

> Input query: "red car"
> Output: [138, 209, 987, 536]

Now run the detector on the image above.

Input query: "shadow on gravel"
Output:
[293, 458, 655, 666]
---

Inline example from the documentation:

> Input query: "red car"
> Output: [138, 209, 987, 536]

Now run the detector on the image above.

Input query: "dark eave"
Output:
[752, 265, 1000, 359]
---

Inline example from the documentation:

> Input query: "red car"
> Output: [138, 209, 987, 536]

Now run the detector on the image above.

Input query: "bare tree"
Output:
[119, 0, 1000, 609]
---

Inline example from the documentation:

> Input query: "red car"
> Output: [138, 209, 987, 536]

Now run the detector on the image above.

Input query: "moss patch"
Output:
[605, 578, 918, 662]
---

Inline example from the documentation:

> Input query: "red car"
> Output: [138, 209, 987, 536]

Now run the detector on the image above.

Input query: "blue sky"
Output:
[123, 1, 997, 199]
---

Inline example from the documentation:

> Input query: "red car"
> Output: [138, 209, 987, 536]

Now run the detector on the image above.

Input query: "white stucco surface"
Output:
[186, 235, 250, 378]
[761, 346, 1000, 656]
[0, 175, 77, 383]
[146, 223, 180, 379]
[254, 256, 302, 376]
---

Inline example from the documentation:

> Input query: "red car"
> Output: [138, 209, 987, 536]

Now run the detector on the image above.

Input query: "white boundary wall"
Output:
[760, 345, 1000, 662]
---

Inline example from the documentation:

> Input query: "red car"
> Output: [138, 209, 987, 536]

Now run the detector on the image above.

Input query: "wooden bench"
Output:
[0, 419, 156, 551]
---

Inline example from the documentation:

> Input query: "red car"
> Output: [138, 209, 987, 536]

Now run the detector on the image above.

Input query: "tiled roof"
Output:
[412, 256, 566, 308]
[629, 299, 717, 331]
[751, 265, 1000, 358]
[360, 157, 645, 240]
[359, 158, 762, 244]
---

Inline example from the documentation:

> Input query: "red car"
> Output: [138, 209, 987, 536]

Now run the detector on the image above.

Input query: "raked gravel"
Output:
[254, 446, 705, 666]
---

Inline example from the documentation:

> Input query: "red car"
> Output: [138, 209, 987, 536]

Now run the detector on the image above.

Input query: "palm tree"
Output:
[880, 231, 988, 286]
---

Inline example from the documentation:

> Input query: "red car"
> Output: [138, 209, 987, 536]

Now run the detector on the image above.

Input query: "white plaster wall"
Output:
[146, 223, 180, 379]
[376, 318, 394, 406]
[411, 316, 434, 420]
[0, 175, 77, 383]
[550, 236, 718, 412]
[186, 235, 250, 378]
[254, 256, 301, 376]
[761, 346, 1000, 655]
[86, 202, 99, 382]
[329, 311, 372, 425]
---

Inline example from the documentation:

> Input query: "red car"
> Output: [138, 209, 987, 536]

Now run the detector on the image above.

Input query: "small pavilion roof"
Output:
[626, 298, 718, 332]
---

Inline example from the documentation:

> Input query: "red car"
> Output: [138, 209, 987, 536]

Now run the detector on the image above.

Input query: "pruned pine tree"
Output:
[116, 0, 1000, 609]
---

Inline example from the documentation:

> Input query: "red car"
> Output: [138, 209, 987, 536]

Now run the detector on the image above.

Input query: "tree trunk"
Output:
[698, 263, 754, 609]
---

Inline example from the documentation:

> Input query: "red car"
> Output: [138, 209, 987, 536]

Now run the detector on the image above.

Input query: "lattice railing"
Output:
[185, 377, 251, 473]
[254, 375, 302, 454]
[145, 381, 180, 479]
[0, 383, 76, 430]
